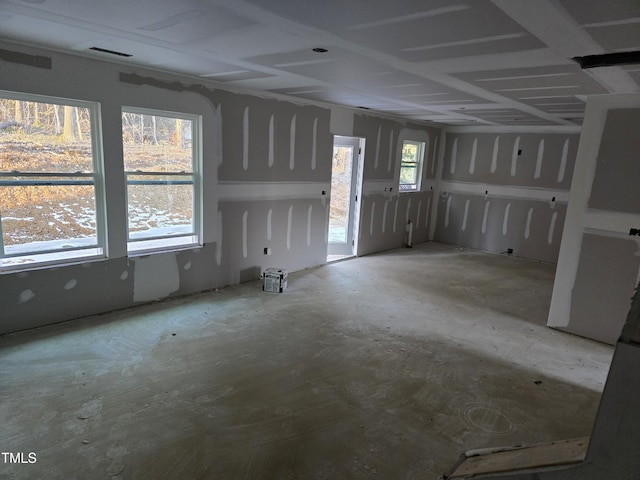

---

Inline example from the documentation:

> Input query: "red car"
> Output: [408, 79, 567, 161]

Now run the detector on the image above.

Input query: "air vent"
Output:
[573, 51, 640, 69]
[89, 47, 132, 58]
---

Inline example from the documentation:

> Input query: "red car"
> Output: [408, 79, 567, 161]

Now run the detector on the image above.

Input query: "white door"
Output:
[328, 136, 361, 256]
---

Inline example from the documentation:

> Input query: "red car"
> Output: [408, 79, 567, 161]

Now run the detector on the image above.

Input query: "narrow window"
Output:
[399, 140, 425, 192]
[0, 92, 105, 271]
[122, 108, 201, 254]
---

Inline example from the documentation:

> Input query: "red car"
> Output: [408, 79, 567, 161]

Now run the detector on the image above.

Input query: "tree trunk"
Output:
[14, 101, 23, 123]
[63, 106, 76, 141]
[174, 119, 183, 147]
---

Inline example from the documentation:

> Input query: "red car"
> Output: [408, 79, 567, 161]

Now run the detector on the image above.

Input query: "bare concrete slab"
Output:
[0, 243, 613, 479]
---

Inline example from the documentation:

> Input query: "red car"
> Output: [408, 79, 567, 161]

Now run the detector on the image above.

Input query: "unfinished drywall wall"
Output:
[588, 108, 640, 215]
[564, 233, 640, 344]
[434, 129, 578, 263]
[549, 95, 640, 344]
[0, 41, 441, 334]
[353, 115, 440, 255]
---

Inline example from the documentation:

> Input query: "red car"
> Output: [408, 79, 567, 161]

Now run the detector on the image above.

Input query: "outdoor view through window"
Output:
[0, 94, 103, 270]
[122, 109, 199, 253]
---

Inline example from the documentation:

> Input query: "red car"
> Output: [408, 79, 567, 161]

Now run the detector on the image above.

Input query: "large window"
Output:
[0, 92, 105, 271]
[122, 108, 201, 254]
[399, 140, 425, 192]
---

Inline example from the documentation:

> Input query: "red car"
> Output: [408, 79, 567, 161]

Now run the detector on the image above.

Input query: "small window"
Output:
[0, 92, 105, 271]
[122, 108, 201, 254]
[399, 140, 425, 192]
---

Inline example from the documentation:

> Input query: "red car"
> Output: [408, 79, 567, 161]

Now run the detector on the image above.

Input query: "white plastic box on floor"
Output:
[263, 268, 288, 293]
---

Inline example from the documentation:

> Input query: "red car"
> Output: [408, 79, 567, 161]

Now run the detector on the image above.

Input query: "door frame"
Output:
[327, 135, 364, 257]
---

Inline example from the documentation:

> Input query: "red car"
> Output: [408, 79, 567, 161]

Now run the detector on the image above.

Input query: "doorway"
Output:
[327, 135, 362, 262]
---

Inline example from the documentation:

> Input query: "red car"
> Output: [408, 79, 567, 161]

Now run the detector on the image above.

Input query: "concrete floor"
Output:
[0, 242, 613, 479]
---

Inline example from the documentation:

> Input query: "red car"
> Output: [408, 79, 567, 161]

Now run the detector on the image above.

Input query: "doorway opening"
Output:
[327, 135, 363, 263]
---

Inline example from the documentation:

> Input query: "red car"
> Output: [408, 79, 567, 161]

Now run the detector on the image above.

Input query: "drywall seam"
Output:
[490, 136, 500, 173]
[584, 210, 640, 235]
[375, 125, 381, 169]
[311, 118, 317, 170]
[439, 180, 568, 202]
[217, 181, 329, 201]
[558, 138, 569, 182]
[511, 136, 521, 176]
[243, 106, 249, 171]
[289, 114, 296, 170]
[268, 115, 275, 167]
[535, 139, 544, 179]
[469, 138, 477, 174]
[286, 205, 293, 250]
[446, 125, 581, 134]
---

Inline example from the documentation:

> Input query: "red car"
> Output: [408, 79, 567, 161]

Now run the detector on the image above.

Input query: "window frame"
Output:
[0, 90, 106, 273]
[398, 140, 425, 192]
[121, 106, 202, 255]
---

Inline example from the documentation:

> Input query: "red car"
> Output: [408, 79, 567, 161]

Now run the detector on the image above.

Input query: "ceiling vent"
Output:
[89, 47, 132, 58]
[573, 51, 640, 69]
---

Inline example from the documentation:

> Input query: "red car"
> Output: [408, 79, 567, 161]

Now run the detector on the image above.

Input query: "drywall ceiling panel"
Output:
[452, 65, 607, 105]
[557, 0, 640, 25]
[624, 67, 640, 88]
[589, 108, 640, 214]
[202, 27, 317, 58]
[244, 0, 544, 62]
[585, 23, 640, 52]
[135, 6, 256, 44]
[461, 108, 556, 125]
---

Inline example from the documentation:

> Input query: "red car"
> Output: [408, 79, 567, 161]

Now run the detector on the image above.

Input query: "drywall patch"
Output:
[18, 289, 35, 304]
[133, 254, 179, 302]
[387, 129, 394, 172]
[393, 198, 399, 233]
[286, 205, 293, 250]
[268, 115, 275, 167]
[416, 200, 422, 229]
[535, 139, 544, 179]
[503, 203, 511, 235]
[462, 199, 470, 231]
[482, 200, 491, 234]
[375, 125, 381, 169]
[183, 261, 192, 271]
[491, 136, 499, 173]
[525, 208, 534, 239]
[120, 270, 129, 280]
[469, 138, 478, 174]
[311, 118, 318, 170]
[370, 201, 376, 236]
[306, 205, 312, 247]
[64, 279, 77, 290]
[289, 114, 296, 170]
[267, 208, 273, 240]
[558, 138, 569, 183]
[445, 195, 452, 228]
[242, 210, 248, 259]
[511, 136, 520, 176]
[450, 138, 458, 174]
[548, 211, 558, 244]
[242, 106, 249, 171]
[425, 196, 431, 228]
[382, 200, 388, 233]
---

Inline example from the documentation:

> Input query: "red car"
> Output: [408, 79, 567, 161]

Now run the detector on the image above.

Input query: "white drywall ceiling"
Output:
[0, 0, 638, 126]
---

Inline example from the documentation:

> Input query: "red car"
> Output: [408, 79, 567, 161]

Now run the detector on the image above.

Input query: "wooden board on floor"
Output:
[448, 437, 589, 478]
